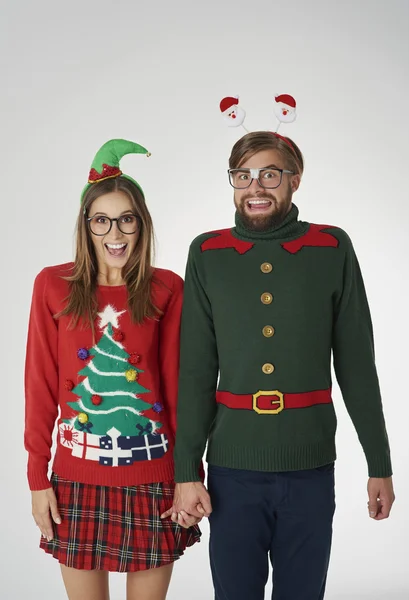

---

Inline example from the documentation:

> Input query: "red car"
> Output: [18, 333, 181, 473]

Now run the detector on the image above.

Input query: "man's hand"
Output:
[367, 477, 395, 520]
[170, 510, 202, 529]
[32, 488, 62, 540]
[161, 482, 213, 522]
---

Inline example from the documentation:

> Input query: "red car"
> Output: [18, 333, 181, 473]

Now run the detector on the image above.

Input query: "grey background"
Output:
[1, 0, 408, 598]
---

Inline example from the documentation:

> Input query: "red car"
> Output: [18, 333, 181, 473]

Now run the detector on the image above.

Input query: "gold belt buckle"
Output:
[253, 390, 284, 415]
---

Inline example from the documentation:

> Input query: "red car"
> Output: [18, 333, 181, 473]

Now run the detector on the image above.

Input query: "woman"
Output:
[24, 139, 201, 600]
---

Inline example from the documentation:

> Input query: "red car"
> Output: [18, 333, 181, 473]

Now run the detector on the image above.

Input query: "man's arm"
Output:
[173, 241, 219, 483]
[161, 242, 219, 522]
[332, 232, 394, 518]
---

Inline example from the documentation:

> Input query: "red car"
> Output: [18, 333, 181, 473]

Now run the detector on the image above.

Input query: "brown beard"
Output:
[236, 188, 293, 232]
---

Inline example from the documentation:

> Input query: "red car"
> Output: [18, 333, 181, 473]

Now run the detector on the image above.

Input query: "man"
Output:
[162, 131, 394, 599]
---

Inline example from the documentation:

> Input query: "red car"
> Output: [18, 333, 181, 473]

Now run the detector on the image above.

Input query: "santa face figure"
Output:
[274, 102, 296, 123]
[223, 105, 246, 128]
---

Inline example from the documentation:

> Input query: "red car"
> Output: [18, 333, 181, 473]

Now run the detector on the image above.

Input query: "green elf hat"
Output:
[80, 138, 151, 203]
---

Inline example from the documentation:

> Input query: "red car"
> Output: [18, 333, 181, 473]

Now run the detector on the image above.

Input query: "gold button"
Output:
[261, 292, 273, 305]
[262, 326, 275, 338]
[262, 363, 275, 374]
[261, 262, 273, 273]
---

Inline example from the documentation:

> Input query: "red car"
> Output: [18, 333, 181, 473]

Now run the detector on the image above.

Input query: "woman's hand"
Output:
[31, 488, 61, 540]
[173, 510, 202, 529]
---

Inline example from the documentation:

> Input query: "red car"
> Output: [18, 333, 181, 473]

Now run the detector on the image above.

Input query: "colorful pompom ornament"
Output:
[113, 329, 124, 342]
[153, 402, 163, 413]
[78, 412, 88, 424]
[91, 394, 103, 406]
[128, 352, 141, 365]
[125, 368, 138, 382]
[77, 348, 89, 360]
[64, 379, 74, 391]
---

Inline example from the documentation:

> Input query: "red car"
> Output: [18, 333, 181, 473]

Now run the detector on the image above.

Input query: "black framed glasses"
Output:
[87, 213, 141, 236]
[228, 167, 294, 190]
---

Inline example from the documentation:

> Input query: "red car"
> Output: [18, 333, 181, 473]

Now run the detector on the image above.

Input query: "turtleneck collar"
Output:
[233, 203, 308, 242]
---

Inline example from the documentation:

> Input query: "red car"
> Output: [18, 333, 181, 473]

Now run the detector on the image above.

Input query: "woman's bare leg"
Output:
[60, 565, 110, 600]
[126, 563, 174, 600]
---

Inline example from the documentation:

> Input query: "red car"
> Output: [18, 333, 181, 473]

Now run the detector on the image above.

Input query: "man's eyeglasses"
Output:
[87, 213, 141, 236]
[228, 167, 294, 190]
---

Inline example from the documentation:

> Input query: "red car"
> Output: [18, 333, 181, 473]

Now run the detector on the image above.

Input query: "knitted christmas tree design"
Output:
[67, 305, 161, 437]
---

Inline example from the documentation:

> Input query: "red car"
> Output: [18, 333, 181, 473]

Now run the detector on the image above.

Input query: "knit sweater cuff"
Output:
[367, 452, 393, 478]
[27, 463, 51, 491]
[174, 460, 202, 483]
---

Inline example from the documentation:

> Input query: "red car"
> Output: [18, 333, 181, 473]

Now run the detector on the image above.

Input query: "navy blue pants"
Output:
[208, 464, 335, 600]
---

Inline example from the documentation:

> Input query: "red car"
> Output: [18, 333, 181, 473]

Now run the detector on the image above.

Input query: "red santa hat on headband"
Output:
[274, 94, 296, 108]
[220, 96, 239, 114]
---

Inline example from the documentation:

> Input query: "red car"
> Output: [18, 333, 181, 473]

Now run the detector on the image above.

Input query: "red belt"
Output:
[216, 388, 332, 414]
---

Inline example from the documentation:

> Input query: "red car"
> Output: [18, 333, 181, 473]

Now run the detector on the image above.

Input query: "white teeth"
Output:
[106, 243, 127, 249]
[248, 200, 270, 205]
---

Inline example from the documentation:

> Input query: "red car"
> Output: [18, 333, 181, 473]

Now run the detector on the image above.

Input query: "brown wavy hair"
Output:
[229, 131, 304, 176]
[58, 176, 160, 330]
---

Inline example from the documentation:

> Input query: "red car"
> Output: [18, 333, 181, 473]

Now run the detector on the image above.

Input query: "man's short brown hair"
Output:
[229, 132, 304, 176]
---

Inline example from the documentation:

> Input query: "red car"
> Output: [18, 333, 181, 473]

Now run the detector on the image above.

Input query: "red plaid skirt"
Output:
[40, 474, 201, 572]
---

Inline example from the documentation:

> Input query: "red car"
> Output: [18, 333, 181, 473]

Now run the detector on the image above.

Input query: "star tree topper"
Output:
[97, 305, 126, 330]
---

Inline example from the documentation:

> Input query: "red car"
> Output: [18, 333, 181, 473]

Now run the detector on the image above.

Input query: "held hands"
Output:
[160, 482, 213, 529]
[31, 477, 393, 536]
[31, 488, 61, 540]
[367, 477, 395, 520]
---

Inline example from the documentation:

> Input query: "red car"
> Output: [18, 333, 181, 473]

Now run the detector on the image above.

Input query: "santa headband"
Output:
[219, 94, 297, 150]
[80, 139, 151, 203]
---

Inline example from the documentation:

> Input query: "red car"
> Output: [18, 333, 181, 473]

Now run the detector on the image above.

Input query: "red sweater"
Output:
[25, 263, 183, 491]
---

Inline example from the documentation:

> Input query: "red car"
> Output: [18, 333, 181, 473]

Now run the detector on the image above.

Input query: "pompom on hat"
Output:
[80, 139, 151, 203]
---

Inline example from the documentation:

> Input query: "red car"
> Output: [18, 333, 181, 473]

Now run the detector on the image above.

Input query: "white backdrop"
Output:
[1, 0, 408, 598]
